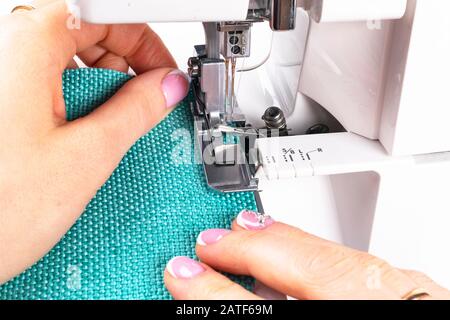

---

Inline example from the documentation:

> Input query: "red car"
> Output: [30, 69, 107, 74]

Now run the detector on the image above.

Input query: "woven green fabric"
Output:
[0, 68, 256, 300]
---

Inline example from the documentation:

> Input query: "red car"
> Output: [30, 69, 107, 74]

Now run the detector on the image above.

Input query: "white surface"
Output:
[72, 0, 249, 23]
[259, 158, 450, 289]
[307, 0, 407, 22]
[255, 130, 450, 288]
[370, 162, 450, 288]
[381, 0, 450, 156]
[300, 0, 450, 156]
[255, 132, 414, 180]
[300, 19, 393, 140]
[237, 9, 310, 123]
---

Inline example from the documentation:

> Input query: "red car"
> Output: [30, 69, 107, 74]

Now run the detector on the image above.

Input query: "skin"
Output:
[0, 0, 178, 283]
[165, 221, 450, 300]
[0, 0, 449, 300]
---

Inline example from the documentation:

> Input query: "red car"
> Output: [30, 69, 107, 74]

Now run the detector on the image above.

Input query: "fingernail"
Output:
[197, 229, 231, 246]
[161, 70, 190, 108]
[236, 210, 275, 231]
[166, 256, 205, 279]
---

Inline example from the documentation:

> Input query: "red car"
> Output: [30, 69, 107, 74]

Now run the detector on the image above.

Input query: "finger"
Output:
[164, 257, 260, 300]
[76, 45, 108, 65]
[3, 0, 176, 124]
[31, 0, 120, 71]
[66, 59, 79, 69]
[23, 1, 176, 73]
[66, 67, 189, 152]
[97, 24, 177, 74]
[49, 68, 189, 205]
[74, 25, 175, 74]
[77, 45, 129, 73]
[30, 0, 79, 69]
[85, 51, 129, 73]
[402, 270, 450, 300]
[196, 211, 421, 300]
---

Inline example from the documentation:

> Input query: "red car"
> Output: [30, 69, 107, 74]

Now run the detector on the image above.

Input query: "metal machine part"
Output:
[247, 0, 297, 31]
[190, 100, 259, 193]
[188, 0, 297, 193]
[262, 106, 289, 137]
[262, 106, 287, 130]
[306, 124, 330, 135]
[219, 22, 252, 114]
[269, 0, 297, 30]
[200, 59, 226, 128]
[220, 22, 252, 58]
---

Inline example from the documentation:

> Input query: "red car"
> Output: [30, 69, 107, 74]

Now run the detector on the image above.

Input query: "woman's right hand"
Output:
[165, 210, 450, 300]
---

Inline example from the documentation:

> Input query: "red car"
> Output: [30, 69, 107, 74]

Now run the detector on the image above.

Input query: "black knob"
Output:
[231, 45, 241, 55]
[229, 35, 239, 45]
[262, 107, 287, 130]
[306, 124, 330, 135]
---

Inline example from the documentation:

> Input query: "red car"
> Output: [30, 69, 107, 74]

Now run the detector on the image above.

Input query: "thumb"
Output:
[52, 67, 190, 188]
[74, 68, 190, 154]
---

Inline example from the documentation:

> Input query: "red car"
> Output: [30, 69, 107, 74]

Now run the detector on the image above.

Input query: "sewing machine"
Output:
[73, 0, 450, 288]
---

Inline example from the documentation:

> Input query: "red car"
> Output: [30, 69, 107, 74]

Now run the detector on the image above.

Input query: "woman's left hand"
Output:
[0, 0, 189, 284]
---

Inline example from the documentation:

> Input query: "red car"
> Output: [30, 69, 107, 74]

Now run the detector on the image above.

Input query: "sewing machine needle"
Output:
[225, 59, 229, 109]
[231, 57, 236, 116]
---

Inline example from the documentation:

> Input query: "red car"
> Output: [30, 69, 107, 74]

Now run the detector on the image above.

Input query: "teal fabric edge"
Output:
[0, 68, 257, 300]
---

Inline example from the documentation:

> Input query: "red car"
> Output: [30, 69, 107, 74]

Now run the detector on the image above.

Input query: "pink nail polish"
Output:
[166, 256, 205, 279]
[197, 229, 231, 246]
[236, 210, 275, 231]
[161, 70, 190, 108]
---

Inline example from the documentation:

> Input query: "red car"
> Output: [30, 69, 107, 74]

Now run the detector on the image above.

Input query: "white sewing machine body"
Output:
[75, 0, 450, 288]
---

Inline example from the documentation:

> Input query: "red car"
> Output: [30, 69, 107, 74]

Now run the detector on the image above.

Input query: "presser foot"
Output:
[190, 98, 259, 193]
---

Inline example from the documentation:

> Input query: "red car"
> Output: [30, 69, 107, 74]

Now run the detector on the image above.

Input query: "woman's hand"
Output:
[164, 210, 450, 300]
[0, 0, 189, 283]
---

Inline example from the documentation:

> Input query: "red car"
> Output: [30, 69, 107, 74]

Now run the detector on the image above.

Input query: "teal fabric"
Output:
[0, 68, 256, 300]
